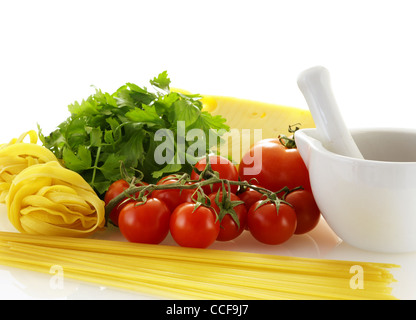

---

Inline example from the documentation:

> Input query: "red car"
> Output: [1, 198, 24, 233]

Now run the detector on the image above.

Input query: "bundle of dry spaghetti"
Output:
[0, 231, 398, 300]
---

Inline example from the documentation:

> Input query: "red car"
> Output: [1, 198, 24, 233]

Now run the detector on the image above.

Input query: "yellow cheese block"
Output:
[200, 95, 315, 162]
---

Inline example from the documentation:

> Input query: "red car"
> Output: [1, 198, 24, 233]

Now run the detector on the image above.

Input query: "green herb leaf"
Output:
[169, 99, 201, 127]
[150, 71, 170, 91]
[62, 146, 92, 171]
[126, 104, 165, 127]
[99, 153, 124, 181]
[39, 71, 229, 195]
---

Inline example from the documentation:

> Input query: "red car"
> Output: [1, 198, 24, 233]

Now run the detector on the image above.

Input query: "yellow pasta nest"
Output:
[6, 161, 105, 237]
[0, 130, 104, 237]
[0, 131, 58, 202]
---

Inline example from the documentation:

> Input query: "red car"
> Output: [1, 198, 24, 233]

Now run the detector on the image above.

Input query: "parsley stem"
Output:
[91, 146, 101, 188]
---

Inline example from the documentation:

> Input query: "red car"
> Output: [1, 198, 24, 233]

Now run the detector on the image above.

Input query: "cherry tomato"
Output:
[151, 176, 196, 212]
[285, 190, 321, 234]
[238, 138, 311, 192]
[170, 202, 220, 248]
[190, 155, 239, 195]
[104, 179, 148, 226]
[118, 198, 170, 244]
[178, 187, 197, 204]
[152, 178, 182, 212]
[238, 186, 266, 211]
[248, 201, 297, 245]
[238, 186, 266, 230]
[208, 192, 247, 241]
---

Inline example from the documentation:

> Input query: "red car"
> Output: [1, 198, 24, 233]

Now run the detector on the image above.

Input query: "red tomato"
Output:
[170, 202, 220, 248]
[238, 186, 265, 230]
[248, 201, 297, 245]
[285, 190, 321, 234]
[151, 177, 196, 212]
[238, 186, 266, 211]
[190, 155, 239, 195]
[104, 179, 148, 226]
[152, 178, 182, 212]
[104, 180, 129, 226]
[208, 192, 247, 241]
[179, 187, 197, 204]
[238, 138, 311, 192]
[118, 198, 170, 244]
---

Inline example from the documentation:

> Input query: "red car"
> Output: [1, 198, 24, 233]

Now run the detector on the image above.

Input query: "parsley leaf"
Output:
[150, 71, 170, 92]
[39, 72, 229, 196]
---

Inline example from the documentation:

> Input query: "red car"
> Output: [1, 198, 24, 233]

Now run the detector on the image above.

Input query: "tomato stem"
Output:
[104, 162, 304, 226]
[278, 123, 301, 149]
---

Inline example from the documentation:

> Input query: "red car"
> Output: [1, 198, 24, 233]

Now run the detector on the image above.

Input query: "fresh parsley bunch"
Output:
[39, 72, 229, 195]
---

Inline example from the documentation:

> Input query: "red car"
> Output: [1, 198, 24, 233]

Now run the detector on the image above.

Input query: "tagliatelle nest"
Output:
[6, 161, 105, 237]
[0, 131, 58, 203]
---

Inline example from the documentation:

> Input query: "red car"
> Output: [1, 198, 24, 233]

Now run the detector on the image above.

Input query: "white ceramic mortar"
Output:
[296, 127, 416, 253]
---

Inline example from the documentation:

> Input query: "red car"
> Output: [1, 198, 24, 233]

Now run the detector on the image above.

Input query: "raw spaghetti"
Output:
[0, 231, 398, 300]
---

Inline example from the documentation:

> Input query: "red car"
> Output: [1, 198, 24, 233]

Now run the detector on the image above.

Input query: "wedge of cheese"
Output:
[200, 95, 315, 162]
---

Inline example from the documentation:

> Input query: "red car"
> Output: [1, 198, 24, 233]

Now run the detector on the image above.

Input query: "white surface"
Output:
[1, 0, 416, 300]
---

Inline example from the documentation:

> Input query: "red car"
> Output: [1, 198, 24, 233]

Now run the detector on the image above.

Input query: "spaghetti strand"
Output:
[0, 231, 398, 300]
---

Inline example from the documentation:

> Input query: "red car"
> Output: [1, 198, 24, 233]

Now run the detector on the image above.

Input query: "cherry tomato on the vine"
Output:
[238, 186, 266, 230]
[151, 176, 196, 212]
[285, 190, 321, 234]
[248, 201, 297, 245]
[190, 155, 239, 195]
[208, 192, 247, 241]
[238, 186, 266, 212]
[170, 202, 220, 248]
[104, 179, 148, 226]
[238, 138, 311, 192]
[118, 198, 170, 244]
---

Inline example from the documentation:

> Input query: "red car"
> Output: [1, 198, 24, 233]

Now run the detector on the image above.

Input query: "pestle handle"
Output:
[297, 66, 364, 159]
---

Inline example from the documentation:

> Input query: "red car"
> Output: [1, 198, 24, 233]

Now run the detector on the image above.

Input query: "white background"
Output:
[1, 0, 416, 139]
[1, 0, 416, 300]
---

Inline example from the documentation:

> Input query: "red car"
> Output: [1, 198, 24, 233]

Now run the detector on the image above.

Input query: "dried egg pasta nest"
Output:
[6, 161, 105, 237]
[0, 131, 58, 202]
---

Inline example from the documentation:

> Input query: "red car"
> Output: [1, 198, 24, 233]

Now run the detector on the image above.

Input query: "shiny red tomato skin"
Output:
[178, 187, 197, 204]
[152, 178, 197, 212]
[285, 190, 321, 234]
[118, 198, 170, 244]
[170, 203, 220, 248]
[190, 155, 239, 194]
[104, 179, 131, 226]
[151, 179, 182, 213]
[208, 192, 247, 241]
[104, 180, 150, 226]
[238, 186, 265, 230]
[238, 186, 265, 211]
[238, 139, 311, 192]
[247, 201, 297, 245]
